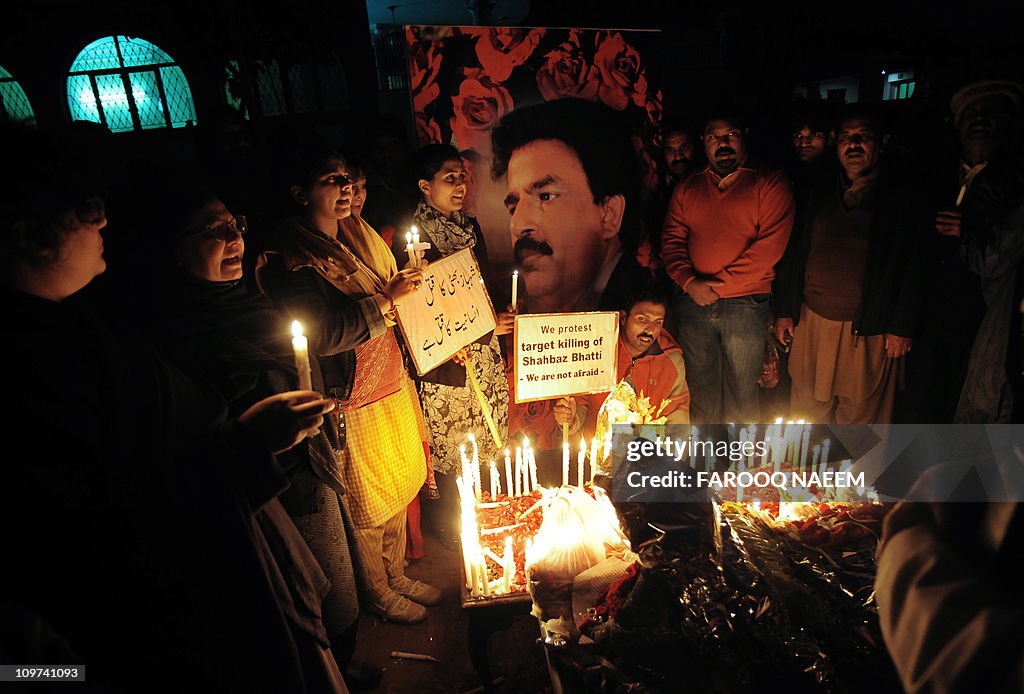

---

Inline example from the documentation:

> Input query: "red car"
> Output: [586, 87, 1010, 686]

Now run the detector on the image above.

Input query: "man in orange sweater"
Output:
[554, 288, 691, 437]
[662, 108, 794, 423]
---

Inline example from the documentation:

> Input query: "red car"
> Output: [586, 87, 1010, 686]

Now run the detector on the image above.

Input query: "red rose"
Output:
[645, 88, 663, 126]
[409, 41, 442, 113]
[535, 29, 601, 102]
[449, 78, 513, 154]
[593, 32, 648, 111]
[468, 27, 545, 84]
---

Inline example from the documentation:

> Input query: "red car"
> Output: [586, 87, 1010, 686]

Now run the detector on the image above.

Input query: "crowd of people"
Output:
[2, 76, 1023, 692]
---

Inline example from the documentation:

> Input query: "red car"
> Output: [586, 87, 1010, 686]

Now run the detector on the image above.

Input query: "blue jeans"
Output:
[671, 291, 771, 424]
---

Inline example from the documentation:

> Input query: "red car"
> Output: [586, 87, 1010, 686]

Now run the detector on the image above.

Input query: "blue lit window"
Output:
[67, 35, 197, 133]
[0, 65, 36, 123]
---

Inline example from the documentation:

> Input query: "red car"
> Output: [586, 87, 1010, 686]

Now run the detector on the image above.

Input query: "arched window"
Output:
[67, 35, 197, 133]
[0, 65, 35, 123]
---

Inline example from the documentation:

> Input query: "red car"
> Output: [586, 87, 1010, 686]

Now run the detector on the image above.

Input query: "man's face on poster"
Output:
[504, 139, 622, 311]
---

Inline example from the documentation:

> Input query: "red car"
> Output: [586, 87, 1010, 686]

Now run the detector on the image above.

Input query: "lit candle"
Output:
[764, 435, 773, 470]
[406, 231, 416, 269]
[821, 439, 831, 469]
[811, 444, 821, 470]
[504, 449, 513, 500]
[489, 460, 498, 499]
[589, 436, 600, 482]
[411, 226, 421, 269]
[800, 428, 810, 471]
[577, 436, 586, 488]
[291, 320, 312, 390]
[511, 270, 519, 310]
[562, 441, 569, 487]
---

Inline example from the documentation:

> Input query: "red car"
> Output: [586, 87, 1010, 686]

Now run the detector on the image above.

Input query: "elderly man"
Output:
[491, 98, 650, 315]
[940, 80, 1024, 423]
[773, 106, 929, 424]
[662, 108, 794, 423]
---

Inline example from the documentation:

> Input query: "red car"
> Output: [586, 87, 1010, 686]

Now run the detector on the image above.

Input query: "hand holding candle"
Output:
[291, 320, 312, 390]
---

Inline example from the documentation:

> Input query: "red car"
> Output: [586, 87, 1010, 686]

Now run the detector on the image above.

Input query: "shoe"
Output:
[366, 592, 427, 624]
[390, 575, 443, 606]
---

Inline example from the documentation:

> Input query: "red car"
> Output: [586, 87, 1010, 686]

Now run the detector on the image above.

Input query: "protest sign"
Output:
[514, 312, 619, 403]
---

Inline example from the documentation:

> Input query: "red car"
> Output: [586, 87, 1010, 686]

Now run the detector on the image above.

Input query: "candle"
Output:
[799, 428, 810, 471]
[480, 553, 491, 596]
[764, 436, 773, 470]
[577, 436, 586, 488]
[514, 447, 523, 497]
[468, 433, 482, 502]
[528, 445, 538, 493]
[589, 436, 600, 483]
[562, 441, 569, 487]
[489, 460, 498, 499]
[504, 449, 513, 500]
[503, 536, 513, 592]
[291, 320, 312, 390]
[821, 439, 831, 468]
[411, 227, 420, 269]
[811, 444, 821, 470]
[406, 231, 416, 269]
[511, 270, 519, 310]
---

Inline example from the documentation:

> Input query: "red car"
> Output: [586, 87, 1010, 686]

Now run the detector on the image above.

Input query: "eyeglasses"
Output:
[186, 215, 248, 241]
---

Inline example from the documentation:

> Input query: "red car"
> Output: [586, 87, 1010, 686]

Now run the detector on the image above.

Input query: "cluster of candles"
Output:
[458, 432, 528, 596]
[561, 433, 613, 488]
[459, 432, 540, 502]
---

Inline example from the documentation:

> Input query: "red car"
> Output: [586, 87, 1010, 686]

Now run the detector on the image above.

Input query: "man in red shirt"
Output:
[662, 108, 794, 424]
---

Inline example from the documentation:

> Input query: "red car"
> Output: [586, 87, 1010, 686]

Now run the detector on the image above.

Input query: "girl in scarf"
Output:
[259, 131, 441, 625]
[409, 144, 515, 548]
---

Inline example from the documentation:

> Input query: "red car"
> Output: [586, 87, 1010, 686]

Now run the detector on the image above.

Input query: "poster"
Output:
[395, 247, 498, 375]
[406, 25, 662, 271]
[513, 312, 619, 403]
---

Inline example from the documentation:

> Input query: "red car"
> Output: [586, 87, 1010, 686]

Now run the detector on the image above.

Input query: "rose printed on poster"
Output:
[465, 27, 546, 84]
[593, 31, 648, 112]
[449, 77, 514, 153]
[535, 29, 601, 102]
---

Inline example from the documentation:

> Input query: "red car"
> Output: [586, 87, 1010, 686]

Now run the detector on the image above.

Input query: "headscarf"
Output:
[413, 200, 477, 256]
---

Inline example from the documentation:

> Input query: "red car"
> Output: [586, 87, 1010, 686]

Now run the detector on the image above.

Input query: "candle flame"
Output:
[291, 320, 304, 338]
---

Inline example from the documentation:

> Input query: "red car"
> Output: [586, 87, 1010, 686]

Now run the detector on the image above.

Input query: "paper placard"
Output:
[395, 247, 498, 376]
[513, 312, 619, 403]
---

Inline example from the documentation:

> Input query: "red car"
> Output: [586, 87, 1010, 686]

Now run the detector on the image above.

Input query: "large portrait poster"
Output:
[405, 25, 662, 273]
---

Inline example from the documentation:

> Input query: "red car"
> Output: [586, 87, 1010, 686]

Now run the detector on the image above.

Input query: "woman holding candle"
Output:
[152, 186, 419, 681]
[406, 144, 515, 547]
[0, 124, 342, 691]
[259, 129, 441, 625]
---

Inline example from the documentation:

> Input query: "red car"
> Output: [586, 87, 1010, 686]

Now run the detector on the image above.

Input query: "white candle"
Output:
[480, 553, 491, 596]
[821, 439, 831, 468]
[514, 447, 523, 497]
[577, 436, 586, 488]
[561, 442, 569, 487]
[800, 428, 810, 471]
[460, 444, 472, 498]
[468, 433, 481, 502]
[528, 446, 538, 493]
[406, 231, 416, 269]
[589, 436, 600, 482]
[764, 435, 773, 470]
[504, 449, 513, 500]
[511, 270, 519, 310]
[411, 226, 421, 269]
[812, 444, 821, 470]
[503, 536, 513, 592]
[489, 460, 498, 499]
[291, 320, 312, 390]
